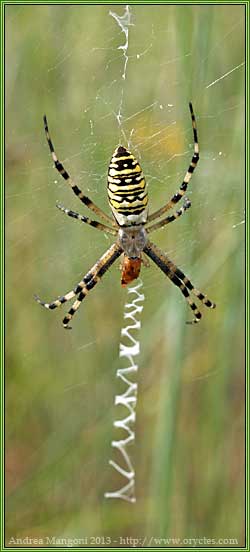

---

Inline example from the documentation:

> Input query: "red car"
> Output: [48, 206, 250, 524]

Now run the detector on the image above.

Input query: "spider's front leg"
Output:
[35, 242, 122, 329]
[144, 240, 216, 324]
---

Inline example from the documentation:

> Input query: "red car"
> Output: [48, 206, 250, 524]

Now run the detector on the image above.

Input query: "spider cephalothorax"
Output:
[117, 225, 148, 285]
[35, 103, 216, 329]
[118, 226, 148, 258]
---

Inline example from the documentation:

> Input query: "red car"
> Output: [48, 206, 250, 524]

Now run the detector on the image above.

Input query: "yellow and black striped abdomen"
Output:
[107, 145, 148, 226]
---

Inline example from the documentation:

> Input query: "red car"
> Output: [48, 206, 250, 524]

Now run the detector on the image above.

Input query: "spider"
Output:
[35, 103, 216, 329]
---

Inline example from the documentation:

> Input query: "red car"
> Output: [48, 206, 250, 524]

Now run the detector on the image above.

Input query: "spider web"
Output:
[5, 2, 245, 540]
[6, 3, 243, 343]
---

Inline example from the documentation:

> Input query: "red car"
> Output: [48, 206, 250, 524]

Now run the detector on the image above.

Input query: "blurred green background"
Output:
[6, 4, 245, 547]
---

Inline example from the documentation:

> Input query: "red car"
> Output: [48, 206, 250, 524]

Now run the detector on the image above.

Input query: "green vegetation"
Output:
[6, 4, 245, 547]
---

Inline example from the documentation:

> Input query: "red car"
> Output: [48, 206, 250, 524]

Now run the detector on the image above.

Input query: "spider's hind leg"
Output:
[147, 103, 199, 223]
[43, 115, 116, 227]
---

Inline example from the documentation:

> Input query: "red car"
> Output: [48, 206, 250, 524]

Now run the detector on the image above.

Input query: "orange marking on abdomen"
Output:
[121, 256, 142, 287]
